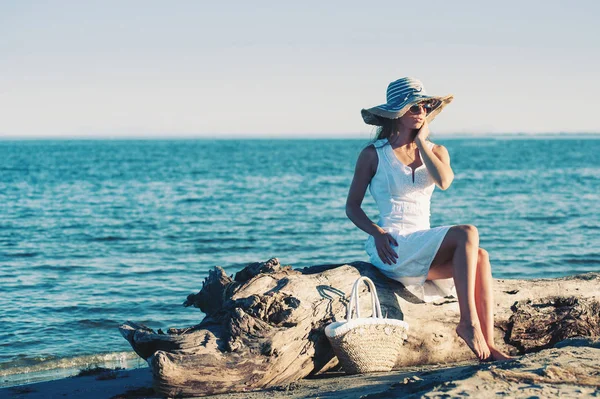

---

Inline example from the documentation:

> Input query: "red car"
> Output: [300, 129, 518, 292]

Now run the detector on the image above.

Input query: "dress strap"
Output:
[373, 138, 389, 148]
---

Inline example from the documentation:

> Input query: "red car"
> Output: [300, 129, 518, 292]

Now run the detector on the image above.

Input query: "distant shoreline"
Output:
[0, 132, 599, 141]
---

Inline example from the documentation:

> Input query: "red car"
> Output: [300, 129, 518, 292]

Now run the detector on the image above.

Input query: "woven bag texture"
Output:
[328, 322, 405, 373]
[325, 277, 408, 374]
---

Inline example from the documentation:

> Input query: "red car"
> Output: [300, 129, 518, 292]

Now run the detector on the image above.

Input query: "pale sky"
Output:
[1, 0, 599, 138]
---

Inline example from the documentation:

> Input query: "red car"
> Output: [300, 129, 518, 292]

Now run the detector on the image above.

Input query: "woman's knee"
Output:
[449, 224, 479, 244]
[477, 247, 490, 267]
[434, 225, 480, 265]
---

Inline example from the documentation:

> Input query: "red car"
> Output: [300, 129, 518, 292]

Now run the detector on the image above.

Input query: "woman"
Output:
[345, 77, 511, 361]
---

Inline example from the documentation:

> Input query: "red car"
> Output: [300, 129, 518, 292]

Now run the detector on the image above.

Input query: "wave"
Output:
[562, 257, 600, 265]
[521, 215, 571, 224]
[0, 351, 145, 388]
[177, 197, 206, 204]
[63, 318, 123, 329]
[2, 252, 39, 258]
[581, 224, 600, 230]
[88, 236, 128, 242]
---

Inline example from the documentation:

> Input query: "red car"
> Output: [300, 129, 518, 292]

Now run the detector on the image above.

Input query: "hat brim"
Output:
[361, 94, 454, 126]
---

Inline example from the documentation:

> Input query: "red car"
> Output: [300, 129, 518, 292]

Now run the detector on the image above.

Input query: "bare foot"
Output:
[488, 346, 514, 362]
[456, 322, 490, 360]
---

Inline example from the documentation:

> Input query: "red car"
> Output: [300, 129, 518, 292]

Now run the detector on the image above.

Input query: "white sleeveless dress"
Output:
[365, 138, 456, 302]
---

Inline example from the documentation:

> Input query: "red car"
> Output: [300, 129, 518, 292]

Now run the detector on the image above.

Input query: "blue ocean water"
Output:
[1, 136, 599, 385]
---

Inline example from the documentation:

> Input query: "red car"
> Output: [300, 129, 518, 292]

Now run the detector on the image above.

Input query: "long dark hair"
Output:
[373, 117, 396, 142]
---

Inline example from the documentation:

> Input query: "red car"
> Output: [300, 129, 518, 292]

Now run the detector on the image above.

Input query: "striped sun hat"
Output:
[361, 77, 454, 126]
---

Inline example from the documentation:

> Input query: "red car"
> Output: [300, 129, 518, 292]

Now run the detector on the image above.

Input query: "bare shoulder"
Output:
[356, 144, 378, 175]
[360, 143, 377, 159]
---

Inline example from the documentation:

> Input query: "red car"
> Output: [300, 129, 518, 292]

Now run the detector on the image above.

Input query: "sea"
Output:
[1, 135, 599, 387]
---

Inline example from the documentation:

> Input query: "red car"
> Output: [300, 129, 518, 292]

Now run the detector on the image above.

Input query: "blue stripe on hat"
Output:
[386, 78, 425, 103]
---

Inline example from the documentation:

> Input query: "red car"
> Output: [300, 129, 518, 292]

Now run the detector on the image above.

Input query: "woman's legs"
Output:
[426, 225, 489, 360]
[427, 228, 511, 361]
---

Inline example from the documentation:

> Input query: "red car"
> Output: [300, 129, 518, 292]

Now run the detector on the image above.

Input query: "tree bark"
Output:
[119, 258, 600, 397]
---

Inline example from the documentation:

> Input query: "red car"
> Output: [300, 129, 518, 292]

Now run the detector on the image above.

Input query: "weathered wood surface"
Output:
[119, 258, 600, 397]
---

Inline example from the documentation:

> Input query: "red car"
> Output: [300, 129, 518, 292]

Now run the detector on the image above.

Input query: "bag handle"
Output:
[347, 277, 382, 319]
[345, 276, 383, 320]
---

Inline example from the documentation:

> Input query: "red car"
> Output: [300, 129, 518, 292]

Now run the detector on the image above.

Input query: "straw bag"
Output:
[324, 276, 409, 374]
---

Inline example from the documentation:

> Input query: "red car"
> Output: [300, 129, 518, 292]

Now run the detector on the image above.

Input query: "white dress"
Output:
[365, 138, 456, 302]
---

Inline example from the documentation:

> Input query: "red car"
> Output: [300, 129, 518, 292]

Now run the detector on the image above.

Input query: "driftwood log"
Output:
[119, 258, 600, 397]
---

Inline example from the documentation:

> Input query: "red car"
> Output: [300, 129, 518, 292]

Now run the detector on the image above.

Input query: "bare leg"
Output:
[429, 243, 512, 361]
[474, 248, 494, 344]
[475, 248, 512, 361]
[427, 225, 490, 360]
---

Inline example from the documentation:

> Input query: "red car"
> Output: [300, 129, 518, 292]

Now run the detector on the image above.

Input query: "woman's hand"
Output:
[374, 230, 398, 265]
[413, 119, 455, 190]
[415, 119, 430, 145]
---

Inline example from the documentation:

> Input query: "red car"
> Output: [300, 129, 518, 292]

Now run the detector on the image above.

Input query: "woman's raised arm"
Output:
[415, 121, 454, 190]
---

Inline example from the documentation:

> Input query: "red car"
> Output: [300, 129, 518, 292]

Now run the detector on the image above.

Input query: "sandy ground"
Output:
[2, 338, 599, 399]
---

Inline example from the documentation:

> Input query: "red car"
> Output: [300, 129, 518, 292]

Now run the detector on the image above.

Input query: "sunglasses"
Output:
[408, 102, 434, 115]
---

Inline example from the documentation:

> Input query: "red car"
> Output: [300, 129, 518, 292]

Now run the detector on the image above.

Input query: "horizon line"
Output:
[1, 131, 599, 141]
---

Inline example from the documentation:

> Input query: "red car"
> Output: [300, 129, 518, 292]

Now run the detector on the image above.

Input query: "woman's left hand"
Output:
[415, 119, 429, 145]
